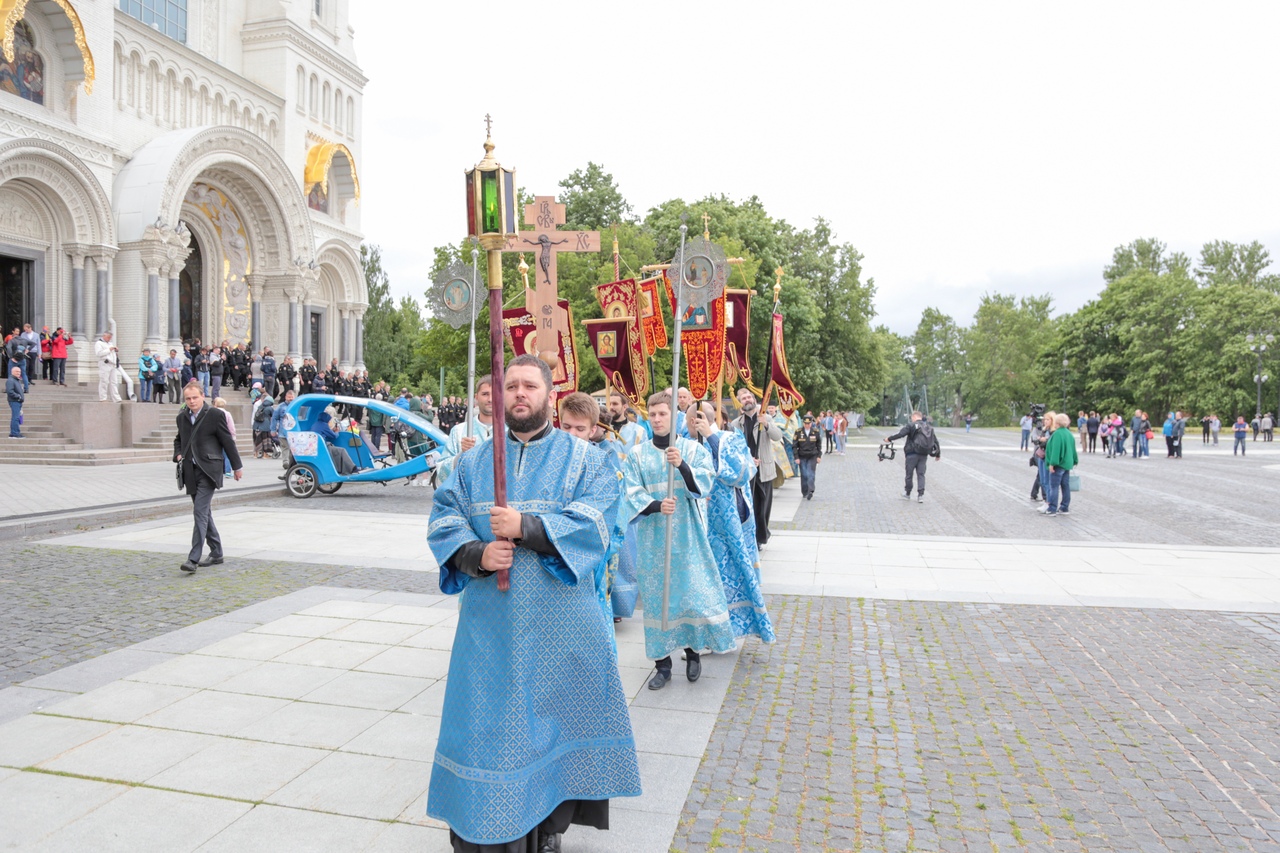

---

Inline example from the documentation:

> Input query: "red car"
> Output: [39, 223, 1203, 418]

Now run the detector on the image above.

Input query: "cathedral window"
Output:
[118, 0, 188, 44]
[314, 0, 322, 17]
[0, 21, 45, 106]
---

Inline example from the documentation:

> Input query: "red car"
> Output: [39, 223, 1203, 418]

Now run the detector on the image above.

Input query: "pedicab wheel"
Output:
[317, 482, 342, 495]
[285, 464, 319, 498]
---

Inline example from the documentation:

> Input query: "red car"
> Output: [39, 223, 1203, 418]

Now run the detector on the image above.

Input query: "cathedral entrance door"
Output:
[309, 312, 321, 362]
[0, 256, 32, 335]
[178, 228, 203, 343]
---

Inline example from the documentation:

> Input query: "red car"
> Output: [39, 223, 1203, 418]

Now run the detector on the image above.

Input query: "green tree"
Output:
[911, 308, 966, 424]
[961, 293, 1053, 425]
[558, 162, 634, 229]
[1195, 240, 1280, 291]
[360, 244, 425, 384]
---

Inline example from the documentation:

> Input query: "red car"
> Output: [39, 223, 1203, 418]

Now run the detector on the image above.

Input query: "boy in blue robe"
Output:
[622, 390, 736, 690]
[427, 356, 641, 853]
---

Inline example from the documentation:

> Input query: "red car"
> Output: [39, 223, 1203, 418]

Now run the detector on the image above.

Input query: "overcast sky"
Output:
[347, 2, 1280, 335]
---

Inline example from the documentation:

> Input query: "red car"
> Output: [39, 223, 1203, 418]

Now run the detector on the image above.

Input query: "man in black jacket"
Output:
[884, 412, 941, 503]
[173, 381, 243, 573]
[793, 412, 823, 500]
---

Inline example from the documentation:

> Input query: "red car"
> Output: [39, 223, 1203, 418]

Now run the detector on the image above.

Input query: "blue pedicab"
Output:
[281, 394, 452, 498]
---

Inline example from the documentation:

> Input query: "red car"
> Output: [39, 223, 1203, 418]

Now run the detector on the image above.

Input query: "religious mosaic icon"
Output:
[598, 330, 617, 359]
[429, 260, 478, 330]
[669, 236, 728, 315]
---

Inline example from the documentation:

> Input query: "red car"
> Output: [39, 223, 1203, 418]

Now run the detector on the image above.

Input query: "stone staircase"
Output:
[0, 382, 255, 466]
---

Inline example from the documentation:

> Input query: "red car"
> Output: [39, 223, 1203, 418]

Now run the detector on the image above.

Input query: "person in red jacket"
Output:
[48, 327, 73, 386]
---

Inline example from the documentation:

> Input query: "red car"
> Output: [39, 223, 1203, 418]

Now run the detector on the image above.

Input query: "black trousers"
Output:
[449, 799, 609, 852]
[751, 474, 773, 546]
[904, 454, 928, 495]
[188, 473, 222, 562]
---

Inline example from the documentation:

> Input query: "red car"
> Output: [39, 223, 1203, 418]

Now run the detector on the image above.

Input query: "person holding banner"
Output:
[729, 388, 783, 548]
[622, 390, 735, 690]
[426, 355, 640, 852]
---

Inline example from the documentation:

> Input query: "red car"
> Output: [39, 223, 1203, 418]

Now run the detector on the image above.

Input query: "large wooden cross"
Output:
[503, 196, 600, 340]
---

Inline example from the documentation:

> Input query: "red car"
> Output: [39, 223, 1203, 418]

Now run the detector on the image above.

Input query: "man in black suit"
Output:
[173, 381, 243, 573]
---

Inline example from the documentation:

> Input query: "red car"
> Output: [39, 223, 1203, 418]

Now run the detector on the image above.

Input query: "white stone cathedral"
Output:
[0, 0, 367, 383]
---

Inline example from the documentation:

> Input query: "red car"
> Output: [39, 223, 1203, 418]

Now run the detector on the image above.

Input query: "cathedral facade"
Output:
[0, 0, 367, 382]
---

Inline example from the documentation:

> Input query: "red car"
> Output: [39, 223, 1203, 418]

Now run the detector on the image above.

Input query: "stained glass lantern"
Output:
[464, 127, 517, 241]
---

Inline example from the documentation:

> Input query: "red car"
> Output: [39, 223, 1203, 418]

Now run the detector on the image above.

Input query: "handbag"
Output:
[1145, 429, 1154, 440]
[1068, 473, 1081, 491]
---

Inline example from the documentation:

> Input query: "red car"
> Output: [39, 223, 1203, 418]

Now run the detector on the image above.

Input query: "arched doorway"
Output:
[0, 255, 32, 333]
[177, 226, 203, 343]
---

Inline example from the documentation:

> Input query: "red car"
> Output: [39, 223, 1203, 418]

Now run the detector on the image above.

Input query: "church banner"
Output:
[639, 276, 668, 354]
[763, 311, 805, 417]
[503, 298, 580, 402]
[584, 317, 644, 411]
[592, 278, 650, 402]
[723, 288, 761, 396]
[663, 273, 726, 399]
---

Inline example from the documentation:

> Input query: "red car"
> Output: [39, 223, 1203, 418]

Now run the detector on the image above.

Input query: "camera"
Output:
[1028, 403, 1045, 429]
[877, 441, 897, 462]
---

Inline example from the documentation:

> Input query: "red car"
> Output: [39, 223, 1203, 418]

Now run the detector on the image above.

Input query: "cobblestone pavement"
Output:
[783, 428, 1280, 547]
[672, 595, 1280, 853]
[9, 429, 1280, 851]
[0, 542, 439, 690]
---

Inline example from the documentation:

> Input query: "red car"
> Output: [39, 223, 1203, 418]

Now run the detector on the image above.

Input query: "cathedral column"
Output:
[247, 274, 264, 349]
[282, 283, 306, 360]
[338, 305, 351, 369]
[302, 294, 313, 357]
[69, 250, 87, 338]
[353, 308, 366, 373]
[94, 248, 116, 337]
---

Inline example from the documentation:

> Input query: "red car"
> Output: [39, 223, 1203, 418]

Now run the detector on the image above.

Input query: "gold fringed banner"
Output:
[723, 288, 761, 396]
[584, 316, 645, 413]
[763, 311, 805, 417]
[592, 278, 650, 402]
[663, 274, 726, 399]
[640, 276, 667, 354]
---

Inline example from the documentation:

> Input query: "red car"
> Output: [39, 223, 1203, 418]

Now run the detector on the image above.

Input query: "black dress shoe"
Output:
[180, 560, 199, 573]
[198, 555, 224, 567]
[686, 650, 702, 682]
[647, 670, 671, 690]
[537, 830, 562, 853]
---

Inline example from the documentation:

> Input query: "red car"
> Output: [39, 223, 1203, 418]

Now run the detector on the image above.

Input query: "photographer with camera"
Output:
[793, 412, 823, 500]
[884, 411, 941, 503]
[1028, 408, 1053, 509]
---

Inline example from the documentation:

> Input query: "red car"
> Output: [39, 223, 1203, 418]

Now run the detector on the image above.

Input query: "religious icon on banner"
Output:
[502, 298, 579, 396]
[428, 261, 477, 330]
[639, 277, 667, 353]
[598, 330, 618, 359]
[591, 279, 651, 402]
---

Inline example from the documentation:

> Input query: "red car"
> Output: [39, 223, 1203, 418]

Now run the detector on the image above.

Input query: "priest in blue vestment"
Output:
[427, 355, 641, 853]
[689, 403, 777, 644]
[434, 374, 495, 485]
[622, 391, 736, 690]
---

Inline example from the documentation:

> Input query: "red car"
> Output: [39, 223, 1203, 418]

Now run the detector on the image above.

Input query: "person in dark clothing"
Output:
[1086, 412, 1100, 453]
[298, 358, 317, 396]
[173, 381, 243, 573]
[793, 413, 823, 500]
[884, 411, 941, 503]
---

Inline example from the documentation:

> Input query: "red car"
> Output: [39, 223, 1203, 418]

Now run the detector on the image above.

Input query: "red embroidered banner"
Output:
[639, 276, 667, 355]
[763, 311, 805, 417]
[592, 279, 650, 402]
[584, 317, 644, 411]
[663, 274, 726, 399]
[723, 288, 761, 396]
[503, 297, 580, 404]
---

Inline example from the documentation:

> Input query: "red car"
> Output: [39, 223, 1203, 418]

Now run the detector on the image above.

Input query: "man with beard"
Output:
[729, 388, 783, 548]
[427, 354, 640, 852]
[435, 375, 494, 485]
[607, 390, 646, 449]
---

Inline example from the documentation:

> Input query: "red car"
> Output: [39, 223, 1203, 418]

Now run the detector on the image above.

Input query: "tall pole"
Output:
[1257, 349, 1264, 420]
[465, 246, 479, 439]
[661, 223, 688, 632]
[439, 366, 445, 407]
[482, 237, 510, 591]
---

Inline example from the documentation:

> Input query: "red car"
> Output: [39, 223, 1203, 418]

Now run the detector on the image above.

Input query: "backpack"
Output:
[253, 402, 273, 427]
[910, 421, 937, 456]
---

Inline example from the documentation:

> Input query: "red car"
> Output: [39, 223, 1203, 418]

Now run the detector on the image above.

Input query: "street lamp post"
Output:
[1247, 334, 1274, 420]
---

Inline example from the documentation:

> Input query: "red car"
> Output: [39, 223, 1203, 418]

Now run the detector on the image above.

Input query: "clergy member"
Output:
[434, 375, 494, 484]
[622, 390, 735, 690]
[427, 355, 640, 853]
[690, 402, 777, 644]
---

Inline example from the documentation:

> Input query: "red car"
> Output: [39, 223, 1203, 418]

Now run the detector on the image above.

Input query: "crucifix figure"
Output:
[502, 196, 600, 344]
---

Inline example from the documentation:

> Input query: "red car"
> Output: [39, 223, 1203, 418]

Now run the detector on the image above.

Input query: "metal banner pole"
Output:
[465, 247, 479, 439]
[661, 223, 688, 632]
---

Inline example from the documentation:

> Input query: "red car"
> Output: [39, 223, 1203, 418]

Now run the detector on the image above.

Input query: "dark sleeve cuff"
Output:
[677, 461, 700, 496]
[640, 500, 664, 516]
[516, 514, 560, 557]
[450, 540, 493, 579]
